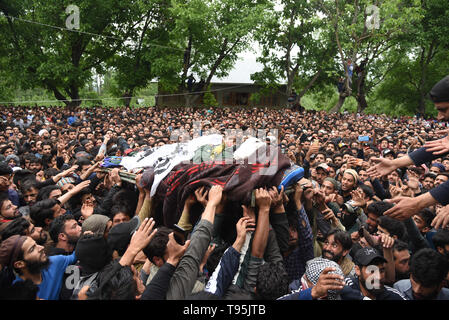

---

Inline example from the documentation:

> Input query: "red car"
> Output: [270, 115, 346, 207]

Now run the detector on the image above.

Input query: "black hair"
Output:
[359, 184, 374, 199]
[37, 185, 61, 202]
[432, 229, 449, 250]
[0, 161, 13, 176]
[29, 198, 59, 228]
[142, 226, 172, 264]
[410, 248, 449, 288]
[110, 204, 132, 219]
[366, 201, 394, 217]
[75, 157, 92, 168]
[325, 228, 353, 251]
[89, 261, 136, 300]
[19, 178, 39, 194]
[416, 208, 436, 229]
[393, 239, 410, 257]
[12, 169, 34, 186]
[1, 217, 30, 240]
[255, 262, 290, 300]
[378, 216, 407, 241]
[49, 213, 76, 243]
[43, 167, 59, 179]
[29, 156, 42, 165]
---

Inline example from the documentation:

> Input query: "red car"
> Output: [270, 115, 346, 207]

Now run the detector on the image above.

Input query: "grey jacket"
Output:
[394, 279, 449, 300]
[166, 219, 213, 300]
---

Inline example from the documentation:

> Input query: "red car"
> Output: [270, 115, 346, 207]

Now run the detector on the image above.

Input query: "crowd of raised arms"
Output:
[1, 76, 449, 301]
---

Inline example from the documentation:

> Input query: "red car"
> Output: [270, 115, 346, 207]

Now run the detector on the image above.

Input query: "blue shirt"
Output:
[13, 252, 77, 300]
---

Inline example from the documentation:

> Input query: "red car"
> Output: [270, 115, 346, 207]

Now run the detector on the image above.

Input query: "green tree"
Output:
[0, 0, 142, 108]
[318, 0, 422, 113]
[251, 0, 337, 107]
[159, 0, 270, 106]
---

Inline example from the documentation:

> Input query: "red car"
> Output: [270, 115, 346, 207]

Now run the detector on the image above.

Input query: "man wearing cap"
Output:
[0, 235, 77, 300]
[340, 169, 359, 203]
[368, 76, 449, 221]
[343, 247, 407, 300]
[314, 163, 330, 187]
[430, 162, 446, 175]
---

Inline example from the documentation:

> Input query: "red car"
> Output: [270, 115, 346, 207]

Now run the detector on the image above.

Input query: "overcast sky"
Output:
[211, 49, 263, 84]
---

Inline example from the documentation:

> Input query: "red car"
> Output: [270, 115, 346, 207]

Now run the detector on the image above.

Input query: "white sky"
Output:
[211, 50, 263, 83]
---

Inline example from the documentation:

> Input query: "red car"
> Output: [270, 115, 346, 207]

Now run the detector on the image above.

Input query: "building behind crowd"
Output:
[155, 82, 288, 107]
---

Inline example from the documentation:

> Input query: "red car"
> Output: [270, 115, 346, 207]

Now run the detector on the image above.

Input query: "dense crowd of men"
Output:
[0, 75, 449, 301]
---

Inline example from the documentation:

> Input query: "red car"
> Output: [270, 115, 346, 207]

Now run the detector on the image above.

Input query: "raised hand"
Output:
[423, 129, 449, 155]
[195, 186, 209, 207]
[268, 186, 284, 209]
[367, 157, 397, 179]
[311, 267, 345, 299]
[207, 185, 223, 207]
[431, 205, 449, 230]
[129, 218, 157, 253]
[255, 188, 272, 210]
[166, 232, 190, 267]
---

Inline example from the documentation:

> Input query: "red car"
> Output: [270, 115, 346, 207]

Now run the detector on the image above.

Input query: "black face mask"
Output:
[341, 213, 358, 229]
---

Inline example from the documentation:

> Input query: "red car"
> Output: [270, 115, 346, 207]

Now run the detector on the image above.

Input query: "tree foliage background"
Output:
[0, 0, 447, 115]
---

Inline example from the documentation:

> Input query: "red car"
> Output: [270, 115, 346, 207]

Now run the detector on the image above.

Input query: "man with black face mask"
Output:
[394, 248, 449, 300]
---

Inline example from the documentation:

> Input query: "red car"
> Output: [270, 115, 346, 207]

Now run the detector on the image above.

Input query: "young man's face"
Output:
[341, 173, 355, 192]
[315, 168, 328, 185]
[51, 203, 66, 219]
[412, 215, 429, 233]
[365, 212, 379, 234]
[435, 102, 449, 122]
[27, 222, 47, 245]
[422, 177, 435, 190]
[359, 170, 369, 181]
[1, 199, 19, 219]
[49, 189, 62, 200]
[334, 156, 342, 167]
[435, 175, 449, 187]
[393, 249, 410, 278]
[16, 237, 49, 274]
[322, 234, 347, 264]
[29, 162, 42, 173]
[357, 262, 386, 294]
[321, 180, 335, 196]
[63, 219, 82, 244]
[410, 275, 442, 300]
[112, 212, 130, 226]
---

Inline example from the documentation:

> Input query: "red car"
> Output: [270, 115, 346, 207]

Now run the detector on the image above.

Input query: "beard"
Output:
[412, 289, 439, 300]
[66, 234, 80, 246]
[322, 249, 343, 263]
[35, 232, 48, 246]
[359, 271, 385, 296]
[395, 270, 410, 281]
[26, 256, 50, 275]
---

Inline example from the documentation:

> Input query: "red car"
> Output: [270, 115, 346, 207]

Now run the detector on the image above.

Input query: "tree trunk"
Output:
[356, 93, 368, 113]
[418, 93, 427, 114]
[330, 92, 347, 113]
[123, 89, 134, 108]
[355, 71, 368, 113]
